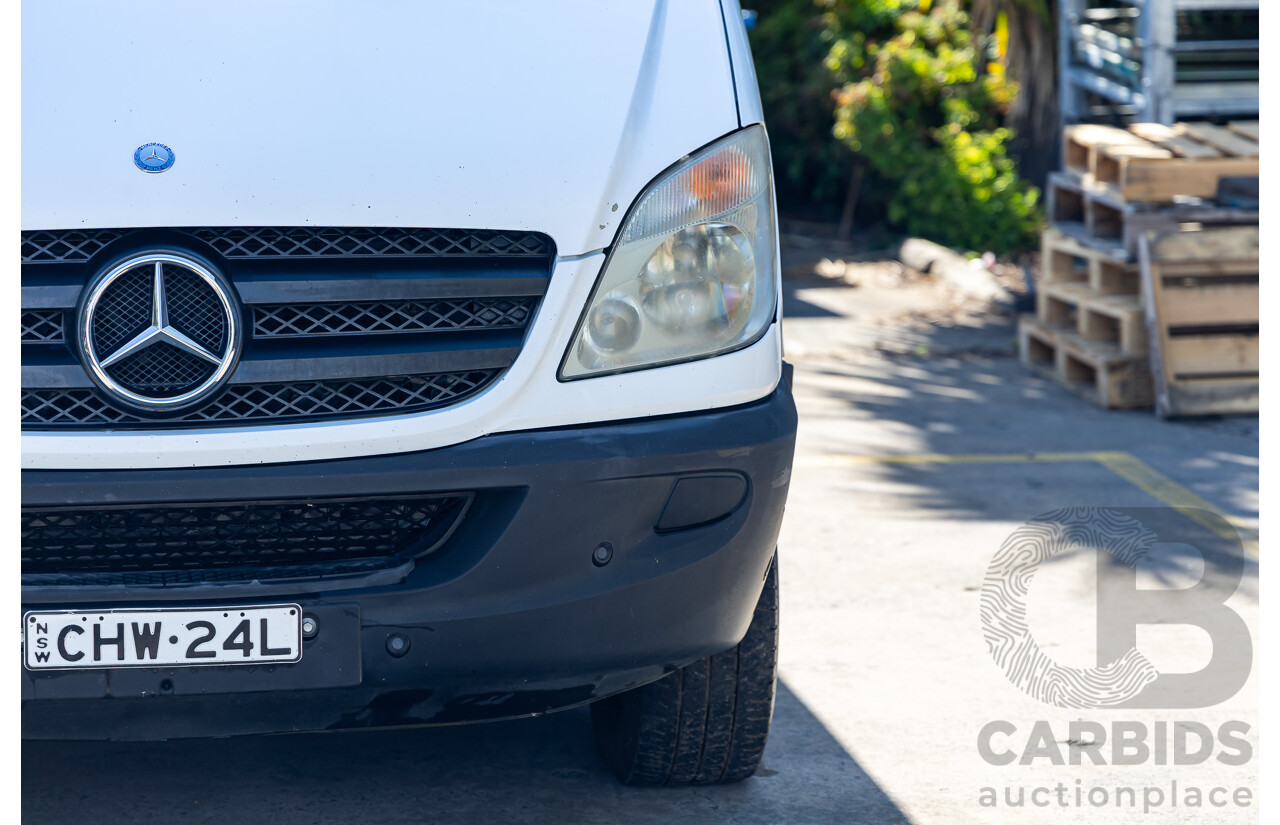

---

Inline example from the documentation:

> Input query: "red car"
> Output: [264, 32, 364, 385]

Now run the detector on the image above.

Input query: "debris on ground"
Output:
[896, 238, 1014, 306]
[780, 231, 1031, 363]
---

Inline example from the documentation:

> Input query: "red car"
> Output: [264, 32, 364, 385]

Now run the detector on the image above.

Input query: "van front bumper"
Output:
[21, 372, 796, 740]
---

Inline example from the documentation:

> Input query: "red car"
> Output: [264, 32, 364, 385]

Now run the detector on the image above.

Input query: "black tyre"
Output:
[591, 554, 779, 785]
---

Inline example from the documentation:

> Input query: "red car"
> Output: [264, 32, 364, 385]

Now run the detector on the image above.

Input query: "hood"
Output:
[22, 0, 741, 256]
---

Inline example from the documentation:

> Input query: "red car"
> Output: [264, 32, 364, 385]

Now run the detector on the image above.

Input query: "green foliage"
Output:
[824, 0, 1042, 252]
[748, 0, 1043, 253]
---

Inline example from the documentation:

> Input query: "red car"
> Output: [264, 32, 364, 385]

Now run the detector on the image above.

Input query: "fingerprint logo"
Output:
[981, 507, 1161, 708]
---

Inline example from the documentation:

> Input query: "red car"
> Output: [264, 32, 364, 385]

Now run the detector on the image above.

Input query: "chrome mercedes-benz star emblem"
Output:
[78, 252, 241, 413]
[133, 142, 175, 173]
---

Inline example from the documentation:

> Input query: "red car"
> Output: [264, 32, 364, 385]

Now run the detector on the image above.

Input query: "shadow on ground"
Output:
[781, 269, 1259, 589]
[22, 680, 909, 825]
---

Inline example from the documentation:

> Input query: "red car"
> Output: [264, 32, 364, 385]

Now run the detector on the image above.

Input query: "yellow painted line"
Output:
[798, 450, 1259, 555]
[1093, 452, 1259, 555]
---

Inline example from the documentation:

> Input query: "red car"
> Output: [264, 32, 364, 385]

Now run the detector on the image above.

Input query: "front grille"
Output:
[22, 494, 471, 586]
[22, 370, 499, 427]
[21, 226, 553, 429]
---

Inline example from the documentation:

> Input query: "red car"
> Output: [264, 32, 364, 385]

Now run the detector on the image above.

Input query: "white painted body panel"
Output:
[22, 0, 738, 255]
[21, 0, 781, 470]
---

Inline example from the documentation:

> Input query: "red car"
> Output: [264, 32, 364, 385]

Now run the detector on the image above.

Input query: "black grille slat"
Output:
[21, 370, 498, 427]
[22, 494, 470, 585]
[253, 297, 536, 338]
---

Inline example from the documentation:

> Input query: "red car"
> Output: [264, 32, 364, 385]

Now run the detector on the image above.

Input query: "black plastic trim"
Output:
[20, 285, 82, 309]
[717, 0, 744, 127]
[22, 342, 520, 389]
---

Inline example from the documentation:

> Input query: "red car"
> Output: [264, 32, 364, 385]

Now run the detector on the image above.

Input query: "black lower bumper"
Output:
[22, 375, 797, 740]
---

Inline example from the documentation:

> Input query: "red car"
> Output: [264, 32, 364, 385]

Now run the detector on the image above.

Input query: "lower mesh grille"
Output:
[22, 494, 471, 585]
[22, 310, 64, 344]
[253, 297, 537, 338]
[21, 370, 499, 427]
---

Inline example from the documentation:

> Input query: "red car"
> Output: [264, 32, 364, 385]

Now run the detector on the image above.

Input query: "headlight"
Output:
[560, 125, 777, 379]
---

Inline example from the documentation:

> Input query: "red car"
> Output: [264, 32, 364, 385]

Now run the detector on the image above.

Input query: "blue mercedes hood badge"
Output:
[134, 143, 175, 173]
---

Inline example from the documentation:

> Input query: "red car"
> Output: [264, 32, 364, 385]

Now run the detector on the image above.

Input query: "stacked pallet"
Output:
[1019, 121, 1259, 413]
[1049, 121, 1259, 258]
[1020, 228, 1155, 408]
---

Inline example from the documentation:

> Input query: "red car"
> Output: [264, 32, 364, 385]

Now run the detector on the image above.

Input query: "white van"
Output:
[21, 0, 796, 785]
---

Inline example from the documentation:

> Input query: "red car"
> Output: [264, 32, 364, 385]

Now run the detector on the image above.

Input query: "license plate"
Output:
[23, 604, 303, 670]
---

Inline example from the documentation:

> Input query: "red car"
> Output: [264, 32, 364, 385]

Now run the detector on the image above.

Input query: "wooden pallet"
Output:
[1063, 121, 1259, 203]
[1047, 171, 1258, 260]
[1139, 226, 1259, 417]
[1064, 124, 1171, 176]
[1038, 282, 1148, 357]
[1019, 316, 1154, 410]
[1041, 229, 1139, 296]
[1046, 172, 1128, 258]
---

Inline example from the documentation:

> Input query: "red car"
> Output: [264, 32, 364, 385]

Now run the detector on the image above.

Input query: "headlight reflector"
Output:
[561, 126, 776, 379]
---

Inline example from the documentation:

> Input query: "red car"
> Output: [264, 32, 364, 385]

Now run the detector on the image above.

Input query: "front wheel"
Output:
[591, 554, 779, 785]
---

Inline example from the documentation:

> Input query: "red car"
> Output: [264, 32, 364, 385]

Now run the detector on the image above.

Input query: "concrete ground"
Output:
[23, 250, 1259, 824]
